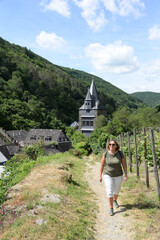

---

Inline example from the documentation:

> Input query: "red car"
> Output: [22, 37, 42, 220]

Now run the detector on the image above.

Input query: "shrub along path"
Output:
[85, 156, 135, 240]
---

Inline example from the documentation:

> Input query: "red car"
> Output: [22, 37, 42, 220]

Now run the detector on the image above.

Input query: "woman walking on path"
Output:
[99, 139, 127, 216]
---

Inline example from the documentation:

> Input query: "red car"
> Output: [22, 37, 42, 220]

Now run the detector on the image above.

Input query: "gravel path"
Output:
[85, 160, 135, 240]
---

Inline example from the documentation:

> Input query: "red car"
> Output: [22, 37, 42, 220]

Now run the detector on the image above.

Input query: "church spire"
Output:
[85, 87, 92, 100]
[90, 77, 99, 102]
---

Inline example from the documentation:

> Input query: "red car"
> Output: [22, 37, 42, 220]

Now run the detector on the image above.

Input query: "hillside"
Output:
[0, 37, 144, 130]
[131, 91, 160, 107]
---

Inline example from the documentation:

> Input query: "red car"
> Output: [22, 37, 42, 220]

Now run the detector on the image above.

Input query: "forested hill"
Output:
[131, 91, 160, 107]
[0, 37, 144, 130]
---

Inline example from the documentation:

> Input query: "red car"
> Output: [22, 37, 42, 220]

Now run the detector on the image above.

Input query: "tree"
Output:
[95, 115, 107, 129]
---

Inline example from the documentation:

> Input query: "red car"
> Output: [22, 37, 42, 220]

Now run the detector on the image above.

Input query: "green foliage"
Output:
[95, 115, 107, 129]
[131, 91, 160, 107]
[23, 141, 45, 160]
[104, 106, 160, 136]
[129, 107, 160, 128]
[0, 154, 34, 204]
[89, 128, 114, 154]
[120, 130, 160, 167]
[73, 141, 91, 156]
[65, 126, 77, 138]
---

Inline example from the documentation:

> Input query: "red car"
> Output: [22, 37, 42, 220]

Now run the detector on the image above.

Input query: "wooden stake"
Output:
[127, 131, 132, 173]
[134, 128, 139, 179]
[143, 127, 149, 188]
[150, 129, 160, 206]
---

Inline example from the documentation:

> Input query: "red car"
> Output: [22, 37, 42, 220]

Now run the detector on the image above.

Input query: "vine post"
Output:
[134, 128, 139, 179]
[143, 127, 149, 188]
[127, 131, 132, 172]
[150, 129, 160, 206]
[120, 132, 124, 149]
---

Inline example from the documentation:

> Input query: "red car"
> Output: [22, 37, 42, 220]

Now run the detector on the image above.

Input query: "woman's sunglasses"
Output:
[109, 143, 115, 146]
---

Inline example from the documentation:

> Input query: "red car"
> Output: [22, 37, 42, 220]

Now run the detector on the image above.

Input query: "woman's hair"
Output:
[107, 139, 120, 151]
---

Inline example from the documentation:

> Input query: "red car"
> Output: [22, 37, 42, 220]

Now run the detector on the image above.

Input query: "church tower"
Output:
[79, 79, 107, 136]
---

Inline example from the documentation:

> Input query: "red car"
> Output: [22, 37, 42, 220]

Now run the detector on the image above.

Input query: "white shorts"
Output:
[103, 174, 123, 198]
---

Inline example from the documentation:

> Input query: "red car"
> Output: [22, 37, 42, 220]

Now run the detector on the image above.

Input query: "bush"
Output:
[23, 141, 45, 160]
[73, 141, 91, 156]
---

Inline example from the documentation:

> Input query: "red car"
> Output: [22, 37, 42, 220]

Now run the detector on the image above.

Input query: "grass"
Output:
[119, 161, 160, 240]
[0, 153, 96, 240]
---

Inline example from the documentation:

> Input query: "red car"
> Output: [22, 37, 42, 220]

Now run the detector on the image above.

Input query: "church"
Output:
[79, 79, 107, 136]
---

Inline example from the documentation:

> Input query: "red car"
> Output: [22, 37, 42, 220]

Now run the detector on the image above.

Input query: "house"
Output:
[24, 129, 72, 152]
[0, 128, 72, 162]
[70, 121, 79, 128]
[79, 79, 107, 136]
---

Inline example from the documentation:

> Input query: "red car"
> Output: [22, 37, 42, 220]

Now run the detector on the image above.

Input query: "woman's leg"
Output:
[108, 197, 113, 208]
[113, 194, 118, 201]
[113, 175, 123, 201]
[103, 175, 114, 208]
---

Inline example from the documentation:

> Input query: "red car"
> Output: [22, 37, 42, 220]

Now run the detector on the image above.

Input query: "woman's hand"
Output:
[99, 175, 102, 183]
[124, 175, 127, 181]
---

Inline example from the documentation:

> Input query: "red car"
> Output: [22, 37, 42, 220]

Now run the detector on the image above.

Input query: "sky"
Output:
[0, 0, 160, 94]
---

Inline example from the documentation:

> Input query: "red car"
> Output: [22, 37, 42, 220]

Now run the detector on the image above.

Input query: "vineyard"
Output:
[117, 127, 160, 207]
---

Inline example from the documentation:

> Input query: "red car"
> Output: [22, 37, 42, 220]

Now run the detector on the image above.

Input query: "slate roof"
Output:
[0, 146, 11, 162]
[45, 145, 61, 155]
[85, 88, 92, 101]
[7, 130, 28, 143]
[0, 137, 6, 146]
[70, 121, 79, 128]
[24, 129, 71, 145]
[6, 144, 19, 156]
[79, 79, 106, 110]
[90, 79, 99, 102]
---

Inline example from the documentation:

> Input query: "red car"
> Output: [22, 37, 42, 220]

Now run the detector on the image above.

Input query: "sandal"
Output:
[109, 208, 114, 216]
[113, 200, 119, 208]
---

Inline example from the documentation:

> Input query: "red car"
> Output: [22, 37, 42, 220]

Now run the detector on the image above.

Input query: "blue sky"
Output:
[1, 0, 160, 93]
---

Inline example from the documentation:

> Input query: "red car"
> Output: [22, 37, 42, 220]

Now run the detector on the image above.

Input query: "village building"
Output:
[24, 129, 72, 154]
[0, 128, 72, 163]
[79, 79, 107, 136]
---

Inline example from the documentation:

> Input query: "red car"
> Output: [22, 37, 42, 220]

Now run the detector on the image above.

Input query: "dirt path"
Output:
[85, 159, 135, 240]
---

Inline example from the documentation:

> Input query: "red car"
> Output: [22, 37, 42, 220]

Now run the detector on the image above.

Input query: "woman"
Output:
[99, 139, 127, 216]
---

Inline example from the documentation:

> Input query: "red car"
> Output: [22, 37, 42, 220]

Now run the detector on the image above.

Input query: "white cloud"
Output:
[36, 31, 66, 50]
[148, 25, 160, 41]
[73, 0, 108, 32]
[102, 0, 145, 18]
[41, 0, 70, 17]
[73, 0, 144, 31]
[85, 41, 139, 74]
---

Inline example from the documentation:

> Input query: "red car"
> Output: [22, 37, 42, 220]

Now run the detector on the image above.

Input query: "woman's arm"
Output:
[99, 154, 105, 182]
[121, 157, 127, 181]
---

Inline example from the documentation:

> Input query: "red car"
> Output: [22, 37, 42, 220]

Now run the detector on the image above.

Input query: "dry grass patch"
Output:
[0, 154, 96, 240]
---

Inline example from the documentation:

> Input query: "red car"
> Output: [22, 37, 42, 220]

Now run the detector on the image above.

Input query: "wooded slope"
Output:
[131, 91, 160, 107]
[0, 37, 144, 130]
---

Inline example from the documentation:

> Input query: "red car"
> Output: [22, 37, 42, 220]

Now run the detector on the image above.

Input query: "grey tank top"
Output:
[103, 151, 124, 177]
